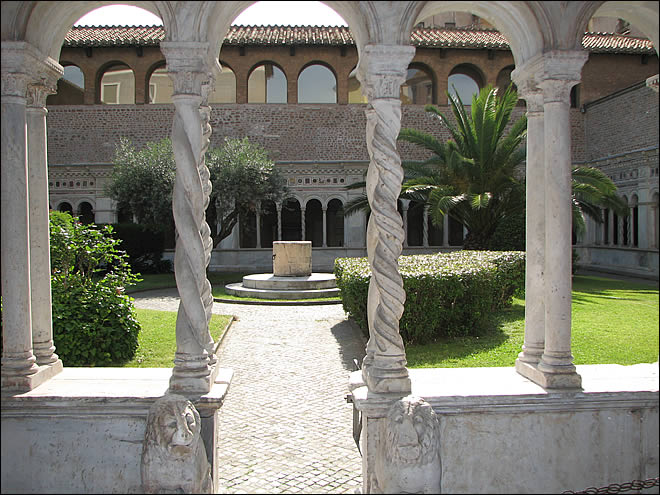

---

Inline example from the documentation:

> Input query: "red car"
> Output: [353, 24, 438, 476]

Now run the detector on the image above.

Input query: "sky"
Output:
[74, 2, 348, 27]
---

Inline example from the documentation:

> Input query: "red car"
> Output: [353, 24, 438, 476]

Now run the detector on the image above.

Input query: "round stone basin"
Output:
[242, 273, 337, 290]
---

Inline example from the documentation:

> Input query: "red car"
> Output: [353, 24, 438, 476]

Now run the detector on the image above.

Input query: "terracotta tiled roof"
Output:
[63, 25, 656, 54]
[582, 32, 655, 54]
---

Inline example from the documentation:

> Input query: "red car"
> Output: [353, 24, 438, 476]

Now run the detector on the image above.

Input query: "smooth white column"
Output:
[161, 42, 217, 395]
[322, 206, 327, 247]
[255, 202, 262, 248]
[423, 205, 429, 247]
[512, 75, 545, 369]
[1, 70, 39, 389]
[26, 79, 61, 368]
[401, 199, 409, 247]
[357, 44, 415, 395]
[442, 214, 449, 246]
[276, 201, 282, 240]
[536, 51, 587, 389]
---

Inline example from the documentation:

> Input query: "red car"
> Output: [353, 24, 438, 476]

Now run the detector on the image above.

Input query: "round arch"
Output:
[247, 61, 287, 104]
[96, 60, 136, 104]
[298, 62, 338, 104]
[402, 62, 435, 105]
[448, 63, 485, 104]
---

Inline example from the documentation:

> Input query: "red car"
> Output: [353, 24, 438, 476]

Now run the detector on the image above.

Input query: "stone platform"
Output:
[224, 273, 340, 300]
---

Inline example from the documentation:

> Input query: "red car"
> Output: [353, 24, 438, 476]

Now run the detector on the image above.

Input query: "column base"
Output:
[362, 366, 411, 395]
[169, 355, 219, 396]
[515, 359, 582, 390]
[1, 359, 63, 392]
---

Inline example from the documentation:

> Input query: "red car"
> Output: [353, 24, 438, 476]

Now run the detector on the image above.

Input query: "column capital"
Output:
[356, 44, 415, 100]
[2, 41, 62, 99]
[513, 51, 588, 104]
[646, 74, 659, 93]
[160, 41, 216, 97]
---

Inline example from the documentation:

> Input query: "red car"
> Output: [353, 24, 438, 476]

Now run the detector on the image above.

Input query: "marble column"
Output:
[161, 42, 217, 395]
[511, 70, 546, 371]
[255, 203, 262, 249]
[401, 199, 410, 247]
[276, 202, 282, 241]
[423, 205, 429, 247]
[26, 71, 62, 370]
[301, 207, 306, 241]
[536, 51, 587, 389]
[1, 42, 62, 391]
[357, 44, 415, 395]
[442, 214, 449, 246]
[322, 206, 327, 247]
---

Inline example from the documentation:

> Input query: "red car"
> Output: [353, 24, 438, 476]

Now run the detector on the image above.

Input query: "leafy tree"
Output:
[107, 137, 176, 227]
[106, 137, 288, 248]
[346, 84, 628, 250]
[207, 137, 289, 247]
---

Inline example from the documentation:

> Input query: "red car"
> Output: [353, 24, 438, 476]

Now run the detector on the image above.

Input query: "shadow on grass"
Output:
[403, 301, 524, 367]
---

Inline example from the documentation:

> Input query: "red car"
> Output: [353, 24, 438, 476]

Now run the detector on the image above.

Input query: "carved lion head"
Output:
[144, 394, 201, 457]
[384, 395, 439, 466]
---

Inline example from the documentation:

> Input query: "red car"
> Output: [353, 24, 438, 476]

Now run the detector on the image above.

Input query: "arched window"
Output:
[406, 201, 424, 246]
[100, 63, 135, 104]
[326, 199, 344, 247]
[239, 210, 257, 248]
[78, 201, 94, 224]
[401, 64, 434, 105]
[298, 64, 337, 103]
[48, 64, 84, 105]
[58, 202, 73, 214]
[210, 64, 237, 103]
[631, 194, 639, 247]
[305, 199, 323, 246]
[248, 63, 287, 103]
[448, 64, 484, 105]
[622, 196, 630, 246]
[260, 200, 278, 248]
[496, 65, 517, 96]
[64, 65, 84, 90]
[282, 199, 301, 240]
[348, 69, 367, 103]
[148, 66, 172, 104]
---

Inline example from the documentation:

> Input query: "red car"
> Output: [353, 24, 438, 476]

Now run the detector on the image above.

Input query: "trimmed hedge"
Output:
[334, 250, 525, 344]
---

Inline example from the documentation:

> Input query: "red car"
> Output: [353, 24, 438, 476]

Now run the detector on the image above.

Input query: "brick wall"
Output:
[583, 84, 659, 162]
[46, 103, 531, 165]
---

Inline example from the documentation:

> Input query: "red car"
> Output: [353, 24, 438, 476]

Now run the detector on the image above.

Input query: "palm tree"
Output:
[346, 84, 527, 249]
[345, 84, 628, 250]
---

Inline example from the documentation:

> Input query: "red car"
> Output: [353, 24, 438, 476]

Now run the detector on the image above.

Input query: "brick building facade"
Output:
[45, 24, 659, 276]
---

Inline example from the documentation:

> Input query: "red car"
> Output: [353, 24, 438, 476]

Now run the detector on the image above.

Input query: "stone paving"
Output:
[132, 288, 365, 494]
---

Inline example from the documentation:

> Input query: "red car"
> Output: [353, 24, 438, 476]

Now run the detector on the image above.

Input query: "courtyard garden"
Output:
[124, 265, 658, 369]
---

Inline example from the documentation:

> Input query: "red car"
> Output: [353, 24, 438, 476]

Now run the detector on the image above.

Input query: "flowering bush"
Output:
[50, 211, 141, 366]
[334, 250, 525, 344]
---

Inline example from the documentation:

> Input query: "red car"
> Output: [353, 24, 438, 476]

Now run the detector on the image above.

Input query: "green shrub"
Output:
[334, 250, 525, 344]
[488, 210, 525, 251]
[108, 223, 172, 273]
[50, 212, 142, 366]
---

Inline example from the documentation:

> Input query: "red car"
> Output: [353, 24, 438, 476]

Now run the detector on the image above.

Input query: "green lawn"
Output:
[124, 308, 233, 367]
[405, 275, 659, 368]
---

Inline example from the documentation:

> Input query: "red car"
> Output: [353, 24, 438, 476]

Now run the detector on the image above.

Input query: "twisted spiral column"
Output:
[358, 44, 415, 395]
[162, 43, 217, 395]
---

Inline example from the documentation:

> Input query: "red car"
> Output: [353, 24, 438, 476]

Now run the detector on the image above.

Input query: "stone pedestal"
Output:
[272, 241, 312, 276]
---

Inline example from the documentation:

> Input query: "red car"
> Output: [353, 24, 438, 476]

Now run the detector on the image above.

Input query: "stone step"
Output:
[224, 282, 340, 300]
[242, 273, 337, 290]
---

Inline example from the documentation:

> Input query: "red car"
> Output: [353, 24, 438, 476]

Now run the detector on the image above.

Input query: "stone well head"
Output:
[272, 241, 312, 277]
